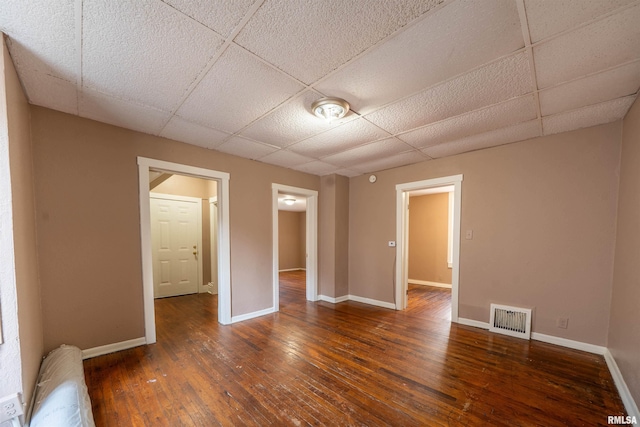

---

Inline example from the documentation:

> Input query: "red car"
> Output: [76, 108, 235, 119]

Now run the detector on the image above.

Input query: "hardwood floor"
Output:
[84, 271, 625, 426]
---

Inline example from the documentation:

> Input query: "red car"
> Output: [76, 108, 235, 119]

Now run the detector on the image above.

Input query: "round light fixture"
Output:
[283, 198, 296, 206]
[311, 97, 350, 122]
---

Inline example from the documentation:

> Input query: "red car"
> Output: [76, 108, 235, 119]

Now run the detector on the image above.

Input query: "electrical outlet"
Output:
[556, 317, 569, 329]
[0, 393, 23, 423]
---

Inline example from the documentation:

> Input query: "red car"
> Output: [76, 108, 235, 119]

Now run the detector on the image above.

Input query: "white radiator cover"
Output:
[489, 304, 532, 340]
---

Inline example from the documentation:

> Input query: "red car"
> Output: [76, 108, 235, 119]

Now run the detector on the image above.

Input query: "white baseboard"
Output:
[604, 349, 640, 419]
[82, 337, 146, 360]
[531, 332, 606, 355]
[408, 279, 452, 289]
[347, 295, 396, 310]
[319, 294, 349, 304]
[457, 318, 489, 329]
[278, 268, 306, 272]
[231, 306, 276, 323]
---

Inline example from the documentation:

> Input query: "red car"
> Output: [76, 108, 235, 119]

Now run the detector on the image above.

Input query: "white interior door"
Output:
[150, 193, 201, 298]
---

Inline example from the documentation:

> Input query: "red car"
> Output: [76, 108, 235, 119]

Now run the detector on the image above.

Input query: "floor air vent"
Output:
[489, 304, 532, 340]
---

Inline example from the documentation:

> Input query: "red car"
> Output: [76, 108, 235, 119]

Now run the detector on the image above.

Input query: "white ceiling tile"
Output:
[525, 0, 636, 43]
[235, 0, 445, 84]
[82, 0, 225, 111]
[239, 91, 352, 148]
[533, 4, 640, 89]
[315, 0, 524, 114]
[399, 95, 538, 148]
[1, 0, 77, 83]
[365, 52, 533, 134]
[321, 138, 414, 168]
[539, 61, 640, 117]
[292, 161, 341, 176]
[334, 169, 362, 178]
[161, 0, 255, 37]
[160, 116, 230, 149]
[422, 120, 541, 158]
[79, 89, 172, 135]
[542, 95, 636, 136]
[288, 118, 390, 158]
[259, 150, 315, 168]
[215, 136, 278, 159]
[350, 150, 428, 174]
[176, 45, 305, 133]
[18, 70, 78, 115]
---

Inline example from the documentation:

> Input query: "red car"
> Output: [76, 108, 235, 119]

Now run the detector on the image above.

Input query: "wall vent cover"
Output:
[489, 304, 532, 340]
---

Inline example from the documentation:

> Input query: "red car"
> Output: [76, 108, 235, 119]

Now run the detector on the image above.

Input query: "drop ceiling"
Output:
[2, 0, 639, 177]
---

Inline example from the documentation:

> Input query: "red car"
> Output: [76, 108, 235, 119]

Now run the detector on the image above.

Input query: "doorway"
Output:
[138, 157, 231, 345]
[272, 183, 318, 311]
[396, 175, 463, 322]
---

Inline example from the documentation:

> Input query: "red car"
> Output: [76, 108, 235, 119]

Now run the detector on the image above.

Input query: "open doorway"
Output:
[138, 157, 231, 345]
[406, 186, 454, 321]
[271, 184, 318, 312]
[276, 194, 307, 306]
[396, 175, 463, 322]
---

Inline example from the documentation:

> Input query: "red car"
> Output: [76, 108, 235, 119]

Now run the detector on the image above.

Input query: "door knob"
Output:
[193, 245, 198, 256]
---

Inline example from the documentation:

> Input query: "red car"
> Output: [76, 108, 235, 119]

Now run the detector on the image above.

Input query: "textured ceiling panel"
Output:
[332, 169, 361, 178]
[239, 91, 347, 148]
[176, 45, 304, 133]
[79, 89, 172, 135]
[422, 120, 541, 158]
[315, 0, 524, 114]
[533, 4, 640, 89]
[293, 161, 341, 176]
[321, 138, 414, 168]
[260, 150, 315, 168]
[161, 0, 255, 37]
[160, 116, 230, 149]
[539, 61, 640, 117]
[350, 150, 427, 174]
[525, 0, 635, 43]
[215, 136, 278, 159]
[17, 70, 78, 115]
[399, 95, 538, 149]
[288, 119, 390, 158]
[365, 52, 532, 134]
[234, 0, 444, 84]
[83, 0, 224, 110]
[542, 95, 636, 136]
[1, 0, 76, 83]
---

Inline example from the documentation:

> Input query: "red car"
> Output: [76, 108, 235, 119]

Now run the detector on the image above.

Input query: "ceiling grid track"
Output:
[74, 0, 83, 114]
[516, 0, 543, 137]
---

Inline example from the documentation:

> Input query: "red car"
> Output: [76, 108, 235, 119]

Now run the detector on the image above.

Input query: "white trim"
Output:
[408, 279, 452, 289]
[81, 337, 146, 360]
[604, 349, 640, 418]
[531, 332, 606, 355]
[457, 318, 490, 329]
[348, 295, 396, 310]
[231, 307, 275, 323]
[137, 157, 231, 345]
[150, 193, 203, 295]
[278, 268, 306, 272]
[272, 184, 319, 312]
[396, 175, 463, 322]
[319, 295, 349, 304]
[208, 197, 218, 295]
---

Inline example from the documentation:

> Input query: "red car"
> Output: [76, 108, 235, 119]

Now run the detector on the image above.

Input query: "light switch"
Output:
[465, 230, 473, 240]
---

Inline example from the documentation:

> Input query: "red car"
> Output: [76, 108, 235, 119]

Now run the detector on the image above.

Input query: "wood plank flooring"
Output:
[84, 271, 625, 426]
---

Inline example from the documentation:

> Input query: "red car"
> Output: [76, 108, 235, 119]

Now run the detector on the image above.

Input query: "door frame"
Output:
[271, 183, 318, 310]
[209, 197, 218, 294]
[395, 174, 463, 322]
[138, 157, 231, 345]
[149, 193, 203, 297]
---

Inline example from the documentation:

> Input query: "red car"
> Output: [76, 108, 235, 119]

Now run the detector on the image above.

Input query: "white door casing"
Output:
[209, 197, 218, 294]
[150, 193, 202, 298]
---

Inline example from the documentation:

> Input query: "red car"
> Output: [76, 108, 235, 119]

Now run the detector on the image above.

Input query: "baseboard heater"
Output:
[489, 304, 532, 340]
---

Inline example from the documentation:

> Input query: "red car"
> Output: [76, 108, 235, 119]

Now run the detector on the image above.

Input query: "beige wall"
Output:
[409, 193, 452, 284]
[278, 210, 305, 270]
[609, 97, 640, 405]
[319, 174, 349, 298]
[153, 175, 215, 286]
[349, 122, 621, 345]
[30, 107, 319, 352]
[0, 39, 43, 407]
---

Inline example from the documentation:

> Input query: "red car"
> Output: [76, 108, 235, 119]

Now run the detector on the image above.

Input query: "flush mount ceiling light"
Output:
[283, 198, 296, 206]
[311, 97, 350, 122]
